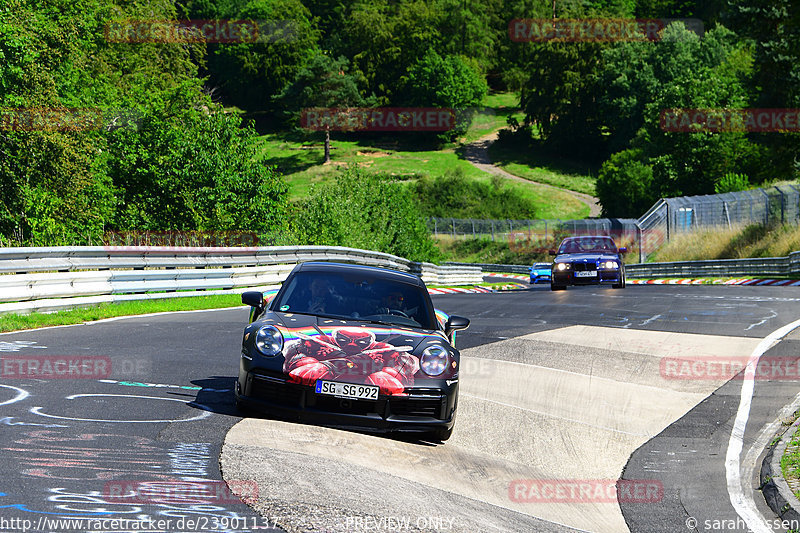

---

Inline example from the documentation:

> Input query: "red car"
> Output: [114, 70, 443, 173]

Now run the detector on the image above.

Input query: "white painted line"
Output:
[726, 317, 800, 533]
[30, 393, 213, 423]
[0, 384, 29, 407]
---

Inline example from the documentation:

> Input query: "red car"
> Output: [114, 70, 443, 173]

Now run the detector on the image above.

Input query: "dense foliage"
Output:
[412, 168, 536, 220]
[290, 168, 440, 262]
[0, 0, 288, 245]
[2, 0, 798, 250]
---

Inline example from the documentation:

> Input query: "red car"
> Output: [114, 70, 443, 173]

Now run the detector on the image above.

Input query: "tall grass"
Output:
[650, 224, 800, 262]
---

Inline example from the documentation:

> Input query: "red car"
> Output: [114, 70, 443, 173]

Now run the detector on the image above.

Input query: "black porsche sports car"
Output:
[236, 261, 470, 441]
[549, 236, 627, 291]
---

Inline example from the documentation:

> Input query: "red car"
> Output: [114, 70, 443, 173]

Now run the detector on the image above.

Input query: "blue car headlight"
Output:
[602, 261, 619, 269]
[255, 325, 283, 356]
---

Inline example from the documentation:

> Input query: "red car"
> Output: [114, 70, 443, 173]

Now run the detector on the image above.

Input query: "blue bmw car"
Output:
[529, 262, 552, 284]
[549, 236, 627, 291]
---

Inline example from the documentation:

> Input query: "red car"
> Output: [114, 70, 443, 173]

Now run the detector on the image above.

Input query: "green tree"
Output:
[108, 87, 288, 232]
[399, 49, 487, 139]
[0, 0, 289, 244]
[205, 0, 321, 112]
[725, 0, 800, 182]
[596, 149, 657, 217]
[520, 42, 608, 162]
[276, 52, 371, 162]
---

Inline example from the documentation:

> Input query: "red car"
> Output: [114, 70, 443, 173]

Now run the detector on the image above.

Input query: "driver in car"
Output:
[307, 277, 342, 314]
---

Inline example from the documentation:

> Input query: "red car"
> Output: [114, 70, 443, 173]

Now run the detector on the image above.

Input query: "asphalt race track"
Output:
[2, 284, 800, 532]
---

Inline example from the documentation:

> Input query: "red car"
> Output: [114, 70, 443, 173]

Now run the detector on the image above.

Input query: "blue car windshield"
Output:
[558, 237, 618, 254]
[272, 271, 436, 329]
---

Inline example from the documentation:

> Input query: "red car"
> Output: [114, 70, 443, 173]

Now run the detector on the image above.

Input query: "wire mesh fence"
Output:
[430, 184, 800, 263]
[427, 218, 639, 241]
[428, 217, 642, 258]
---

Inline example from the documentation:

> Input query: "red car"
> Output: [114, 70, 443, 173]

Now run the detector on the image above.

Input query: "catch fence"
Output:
[430, 185, 800, 261]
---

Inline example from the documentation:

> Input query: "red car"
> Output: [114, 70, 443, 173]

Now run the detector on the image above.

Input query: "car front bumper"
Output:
[236, 367, 457, 433]
[552, 270, 622, 285]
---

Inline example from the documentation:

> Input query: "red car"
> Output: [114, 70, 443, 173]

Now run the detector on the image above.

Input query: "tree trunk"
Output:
[324, 130, 331, 163]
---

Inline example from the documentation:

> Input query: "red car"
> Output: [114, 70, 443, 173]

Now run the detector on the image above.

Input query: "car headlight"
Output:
[421, 345, 449, 376]
[255, 325, 283, 356]
[603, 261, 619, 269]
[555, 262, 570, 271]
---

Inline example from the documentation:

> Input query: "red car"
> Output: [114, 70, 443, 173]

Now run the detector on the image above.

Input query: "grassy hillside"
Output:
[255, 92, 591, 221]
[488, 139, 598, 196]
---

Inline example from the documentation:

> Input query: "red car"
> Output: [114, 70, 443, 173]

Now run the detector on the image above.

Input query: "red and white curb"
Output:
[428, 286, 493, 295]
[630, 278, 800, 286]
[428, 283, 528, 295]
[486, 272, 529, 281]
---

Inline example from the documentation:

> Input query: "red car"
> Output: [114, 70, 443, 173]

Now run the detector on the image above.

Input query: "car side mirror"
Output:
[445, 315, 470, 334]
[619, 247, 628, 253]
[548, 249, 557, 256]
[242, 291, 264, 308]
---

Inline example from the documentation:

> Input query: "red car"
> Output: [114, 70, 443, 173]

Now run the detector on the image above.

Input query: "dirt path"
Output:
[461, 132, 602, 217]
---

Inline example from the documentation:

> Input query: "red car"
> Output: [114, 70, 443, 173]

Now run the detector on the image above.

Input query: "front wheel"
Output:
[612, 271, 626, 289]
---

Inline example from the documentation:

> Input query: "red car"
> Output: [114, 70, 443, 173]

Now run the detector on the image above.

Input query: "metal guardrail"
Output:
[448, 253, 800, 280]
[0, 246, 484, 315]
[442, 261, 530, 275]
[625, 253, 800, 279]
[3, 245, 797, 316]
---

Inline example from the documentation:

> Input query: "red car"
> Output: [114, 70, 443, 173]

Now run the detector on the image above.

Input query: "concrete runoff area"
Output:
[222, 326, 762, 533]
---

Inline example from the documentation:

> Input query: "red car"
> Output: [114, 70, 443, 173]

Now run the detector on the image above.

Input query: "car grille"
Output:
[572, 262, 597, 271]
[250, 373, 302, 407]
[309, 395, 380, 416]
[390, 396, 445, 418]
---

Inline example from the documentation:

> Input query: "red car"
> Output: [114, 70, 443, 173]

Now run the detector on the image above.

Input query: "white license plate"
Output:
[575, 271, 598, 278]
[315, 380, 379, 400]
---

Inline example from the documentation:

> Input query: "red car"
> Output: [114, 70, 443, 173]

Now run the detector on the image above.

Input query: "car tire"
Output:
[234, 396, 252, 415]
[551, 284, 566, 291]
[612, 271, 626, 289]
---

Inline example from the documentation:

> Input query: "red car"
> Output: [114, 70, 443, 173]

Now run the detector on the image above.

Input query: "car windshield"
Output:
[272, 271, 436, 329]
[533, 263, 551, 269]
[558, 237, 618, 254]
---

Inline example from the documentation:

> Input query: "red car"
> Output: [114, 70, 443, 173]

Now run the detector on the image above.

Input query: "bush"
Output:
[714, 173, 750, 194]
[596, 150, 657, 218]
[107, 88, 289, 233]
[412, 167, 536, 219]
[291, 168, 440, 262]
